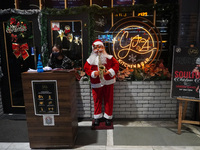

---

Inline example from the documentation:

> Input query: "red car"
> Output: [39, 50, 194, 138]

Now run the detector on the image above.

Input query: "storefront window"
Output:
[45, 0, 65, 9]
[113, 0, 133, 6]
[67, 0, 90, 8]
[156, 0, 174, 4]
[0, 0, 15, 9]
[92, 0, 111, 8]
[51, 20, 83, 67]
[134, 0, 154, 4]
[135, 10, 154, 24]
[29, 0, 40, 9]
[16, 0, 40, 9]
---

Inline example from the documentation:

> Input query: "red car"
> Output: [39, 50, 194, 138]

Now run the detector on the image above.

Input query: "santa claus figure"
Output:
[84, 39, 119, 126]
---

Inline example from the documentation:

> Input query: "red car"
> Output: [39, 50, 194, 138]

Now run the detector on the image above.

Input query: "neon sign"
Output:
[138, 12, 148, 16]
[108, 17, 162, 69]
[115, 13, 127, 17]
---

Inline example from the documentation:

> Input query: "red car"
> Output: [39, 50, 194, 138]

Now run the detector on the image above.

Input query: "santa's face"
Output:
[93, 45, 104, 53]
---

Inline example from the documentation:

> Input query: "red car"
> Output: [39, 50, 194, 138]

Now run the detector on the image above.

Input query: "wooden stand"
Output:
[177, 97, 200, 134]
[22, 71, 77, 148]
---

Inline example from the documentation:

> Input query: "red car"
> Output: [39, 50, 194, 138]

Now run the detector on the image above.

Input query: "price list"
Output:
[32, 80, 59, 115]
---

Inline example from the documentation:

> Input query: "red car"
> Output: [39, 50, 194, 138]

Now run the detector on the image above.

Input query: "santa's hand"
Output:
[103, 70, 110, 75]
[94, 71, 100, 77]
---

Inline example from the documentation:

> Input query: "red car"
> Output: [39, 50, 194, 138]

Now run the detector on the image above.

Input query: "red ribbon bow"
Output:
[12, 43, 29, 60]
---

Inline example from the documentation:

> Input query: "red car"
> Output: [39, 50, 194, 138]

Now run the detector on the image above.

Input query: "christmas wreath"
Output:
[6, 16, 30, 60]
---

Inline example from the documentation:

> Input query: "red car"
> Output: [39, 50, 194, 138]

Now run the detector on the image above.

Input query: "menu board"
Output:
[171, 46, 200, 98]
[32, 80, 59, 115]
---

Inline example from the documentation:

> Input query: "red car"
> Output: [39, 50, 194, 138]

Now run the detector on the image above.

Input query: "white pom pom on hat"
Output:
[92, 39, 104, 50]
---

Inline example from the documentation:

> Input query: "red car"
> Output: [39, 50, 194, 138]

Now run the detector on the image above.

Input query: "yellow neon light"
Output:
[132, 36, 142, 40]
[113, 25, 157, 59]
[115, 13, 127, 17]
[138, 12, 148, 16]
[113, 25, 159, 69]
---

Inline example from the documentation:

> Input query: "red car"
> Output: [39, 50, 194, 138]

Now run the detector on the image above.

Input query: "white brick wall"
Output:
[76, 81, 193, 119]
[0, 81, 192, 119]
[76, 82, 92, 118]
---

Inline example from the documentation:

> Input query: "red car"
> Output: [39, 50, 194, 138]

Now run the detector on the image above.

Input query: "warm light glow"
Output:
[138, 12, 148, 16]
[113, 25, 159, 69]
[115, 13, 127, 17]
[109, 17, 161, 69]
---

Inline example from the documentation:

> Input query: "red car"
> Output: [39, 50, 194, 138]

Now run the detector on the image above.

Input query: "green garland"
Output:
[40, 11, 48, 65]
[40, 3, 179, 66]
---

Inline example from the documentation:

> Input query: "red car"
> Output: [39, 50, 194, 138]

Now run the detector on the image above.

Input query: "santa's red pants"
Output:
[92, 84, 114, 119]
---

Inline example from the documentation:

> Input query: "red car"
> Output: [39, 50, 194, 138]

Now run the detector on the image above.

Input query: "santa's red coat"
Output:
[84, 56, 119, 88]
[84, 55, 119, 119]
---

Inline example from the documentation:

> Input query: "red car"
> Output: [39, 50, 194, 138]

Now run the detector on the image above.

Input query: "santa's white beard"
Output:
[88, 51, 107, 65]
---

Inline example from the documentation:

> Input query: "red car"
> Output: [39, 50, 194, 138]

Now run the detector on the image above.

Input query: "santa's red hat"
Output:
[92, 39, 104, 50]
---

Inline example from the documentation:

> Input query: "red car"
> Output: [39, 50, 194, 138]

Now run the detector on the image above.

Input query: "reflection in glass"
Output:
[51, 21, 83, 68]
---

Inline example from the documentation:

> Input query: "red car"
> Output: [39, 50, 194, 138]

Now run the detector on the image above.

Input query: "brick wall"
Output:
[0, 79, 193, 119]
[76, 81, 91, 118]
[76, 81, 193, 119]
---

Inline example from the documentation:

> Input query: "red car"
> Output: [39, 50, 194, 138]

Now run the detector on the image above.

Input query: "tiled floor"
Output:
[1, 120, 200, 150]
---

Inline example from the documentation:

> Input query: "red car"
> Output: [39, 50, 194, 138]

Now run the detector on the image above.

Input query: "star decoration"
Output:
[57, 30, 66, 41]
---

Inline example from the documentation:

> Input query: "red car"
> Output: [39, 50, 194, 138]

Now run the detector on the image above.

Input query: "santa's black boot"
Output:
[94, 119, 100, 126]
[105, 119, 111, 126]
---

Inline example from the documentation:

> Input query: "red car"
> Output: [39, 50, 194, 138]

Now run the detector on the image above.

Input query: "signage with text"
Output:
[171, 46, 200, 98]
[32, 80, 59, 115]
[108, 17, 162, 69]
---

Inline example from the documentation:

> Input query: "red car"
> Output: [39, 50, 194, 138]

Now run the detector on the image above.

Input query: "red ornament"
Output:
[17, 22, 20, 27]
[10, 18, 16, 25]
[65, 25, 71, 34]
[11, 34, 18, 42]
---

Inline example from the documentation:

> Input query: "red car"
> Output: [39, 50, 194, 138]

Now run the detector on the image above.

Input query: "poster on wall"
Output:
[32, 80, 59, 115]
[171, 45, 200, 98]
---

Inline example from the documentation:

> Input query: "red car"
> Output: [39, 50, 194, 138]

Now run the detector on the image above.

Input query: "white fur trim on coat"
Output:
[94, 113, 103, 119]
[91, 71, 97, 78]
[108, 68, 115, 77]
[104, 113, 113, 119]
[93, 41, 104, 46]
[91, 78, 116, 89]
